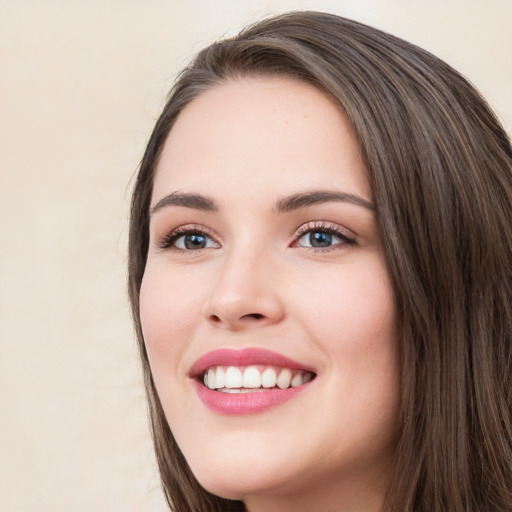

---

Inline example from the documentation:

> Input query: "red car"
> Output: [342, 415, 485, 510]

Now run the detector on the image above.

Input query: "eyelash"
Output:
[292, 221, 357, 252]
[157, 224, 218, 251]
[157, 221, 356, 252]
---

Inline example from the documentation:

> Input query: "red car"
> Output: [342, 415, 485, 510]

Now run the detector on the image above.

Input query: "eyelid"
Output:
[291, 221, 357, 249]
[155, 220, 356, 252]
[156, 224, 220, 251]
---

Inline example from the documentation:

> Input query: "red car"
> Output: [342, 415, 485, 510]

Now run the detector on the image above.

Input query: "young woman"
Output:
[128, 11, 512, 512]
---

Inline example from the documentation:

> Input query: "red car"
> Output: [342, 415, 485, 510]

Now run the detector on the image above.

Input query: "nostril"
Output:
[206, 311, 269, 326]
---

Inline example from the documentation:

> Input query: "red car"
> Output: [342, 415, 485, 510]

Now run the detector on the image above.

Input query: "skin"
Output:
[140, 77, 399, 512]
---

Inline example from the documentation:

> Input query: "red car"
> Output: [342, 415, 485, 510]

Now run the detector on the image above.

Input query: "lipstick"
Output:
[190, 348, 316, 415]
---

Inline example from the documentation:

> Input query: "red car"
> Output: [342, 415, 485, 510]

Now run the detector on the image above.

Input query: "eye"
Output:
[298, 230, 338, 248]
[158, 226, 220, 251]
[174, 232, 217, 250]
[294, 222, 356, 250]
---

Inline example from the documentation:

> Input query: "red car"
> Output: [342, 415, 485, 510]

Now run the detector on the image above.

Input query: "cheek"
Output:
[296, 258, 396, 351]
[294, 256, 399, 424]
[139, 264, 200, 370]
[138, 265, 206, 428]
[297, 259, 399, 440]
[343, 273, 395, 345]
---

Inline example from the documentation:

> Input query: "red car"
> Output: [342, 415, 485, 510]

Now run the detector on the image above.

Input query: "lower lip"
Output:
[193, 380, 309, 415]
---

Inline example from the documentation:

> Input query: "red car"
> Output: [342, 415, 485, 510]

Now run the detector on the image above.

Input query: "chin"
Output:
[184, 437, 321, 503]
[191, 467, 270, 501]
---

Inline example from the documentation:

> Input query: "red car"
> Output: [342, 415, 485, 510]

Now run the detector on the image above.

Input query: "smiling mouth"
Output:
[202, 365, 316, 392]
[191, 348, 317, 414]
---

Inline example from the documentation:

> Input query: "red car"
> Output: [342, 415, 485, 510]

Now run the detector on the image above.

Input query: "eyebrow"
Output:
[150, 192, 219, 215]
[150, 189, 375, 216]
[274, 190, 375, 212]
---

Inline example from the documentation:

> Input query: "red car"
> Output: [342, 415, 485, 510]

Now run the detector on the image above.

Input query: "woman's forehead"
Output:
[153, 77, 371, 204]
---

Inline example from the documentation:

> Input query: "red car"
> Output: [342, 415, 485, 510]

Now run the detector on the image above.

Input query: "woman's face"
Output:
[140, 77, 399, 511]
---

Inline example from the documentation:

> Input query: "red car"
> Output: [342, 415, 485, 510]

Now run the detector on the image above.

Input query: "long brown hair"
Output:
[128, 11, 512, 511]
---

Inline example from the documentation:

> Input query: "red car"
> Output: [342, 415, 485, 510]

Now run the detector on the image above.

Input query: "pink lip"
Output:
[189, 348, 315, 416]
[189, 347, 314, 376]
[194, 382, 308, 415]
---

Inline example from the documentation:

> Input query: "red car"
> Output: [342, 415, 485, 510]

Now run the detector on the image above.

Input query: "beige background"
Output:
[1, 1, 510, 511]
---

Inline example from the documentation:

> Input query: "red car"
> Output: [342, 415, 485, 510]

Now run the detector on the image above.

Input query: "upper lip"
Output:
[189, 348, 316, 377]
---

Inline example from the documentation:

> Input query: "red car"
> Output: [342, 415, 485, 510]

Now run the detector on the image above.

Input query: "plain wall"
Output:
[1, 1, 510, 511]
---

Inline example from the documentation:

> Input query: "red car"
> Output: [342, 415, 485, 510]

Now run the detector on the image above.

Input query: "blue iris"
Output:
[310, 231, 332, 247]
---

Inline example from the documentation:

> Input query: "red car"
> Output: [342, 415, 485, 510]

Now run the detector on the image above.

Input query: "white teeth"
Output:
[202, 365, 314, 391]
[224, 367, 243, 388]
[215, 367, 225, 388]
[261, 368, 277, 388]
[291, 372, 303, 387]
[277, 368, 292, 389]
[243, 366, 262, 388]
[218, 388, 268, 394]
[207, 368, 216, 390]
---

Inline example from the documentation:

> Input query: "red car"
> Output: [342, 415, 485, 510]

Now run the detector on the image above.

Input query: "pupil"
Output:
[310, 231, 331, 247]
[185, 233, 206, 249]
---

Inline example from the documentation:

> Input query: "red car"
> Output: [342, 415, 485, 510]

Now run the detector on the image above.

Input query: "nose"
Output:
[203, 246, 285, 331]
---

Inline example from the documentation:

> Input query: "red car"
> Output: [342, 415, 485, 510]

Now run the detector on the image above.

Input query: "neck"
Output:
[242, 465, 388, 512]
